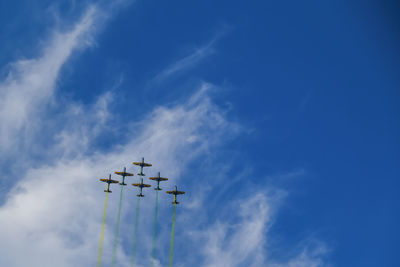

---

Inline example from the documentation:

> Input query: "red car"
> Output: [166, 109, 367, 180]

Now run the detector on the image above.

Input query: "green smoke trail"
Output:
[97, 192, 109, 267]
[168, 203, 176, 267]
[150, 190, 159, 267]
[130, 197, 141, 267]
[111, 185, 124, 267]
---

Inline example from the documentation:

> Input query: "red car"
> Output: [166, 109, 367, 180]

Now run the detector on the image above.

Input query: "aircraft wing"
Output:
[176, 191, 185, 195]
[132, 183, 151, 188]
[150, 177, 168, 181]
[133, 162, 152, 167]
[99, 179, 119, 183]
[115, 171, 134, 176]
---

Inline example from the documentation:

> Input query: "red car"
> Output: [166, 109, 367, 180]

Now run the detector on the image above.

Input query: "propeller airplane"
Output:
[166, 185, 185, 204]
[132, 178, 151, 197]
[99, 174, 119, 193]
[149, 172, 168, 190]
[114, 167, 134, 185]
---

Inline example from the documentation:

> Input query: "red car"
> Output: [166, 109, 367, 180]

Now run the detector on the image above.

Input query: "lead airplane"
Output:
[132, 178, 151, 197]
[114, 167, 134, 186]
[149, 172, 168, 190]
[166, 186, 185, 204]
[132, 158, 152, 176]
[99, 174, 119, 193]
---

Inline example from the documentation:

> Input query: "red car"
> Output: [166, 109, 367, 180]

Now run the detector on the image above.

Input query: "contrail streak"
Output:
[168, 203, 176, 267]
[97, 192, 109, 267]
[130, 197, 141, 267]
[112, 185, 124, 267]
[151, 190, 159, 267]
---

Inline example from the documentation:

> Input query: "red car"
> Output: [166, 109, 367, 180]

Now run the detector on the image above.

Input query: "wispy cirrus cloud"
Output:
[0, 6, 101, 171]
[0, 4, 329, 267]
[0, 84, 236, 267]
[0, 81, 328, 267]
[150, 27, 230, 87]
[0, 0, 132, 164]
[152, 39, 215, 83]
[202, 194, 329, 267]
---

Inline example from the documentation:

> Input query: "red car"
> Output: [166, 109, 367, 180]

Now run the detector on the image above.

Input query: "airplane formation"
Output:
[97, 157, 185, 267]
[99, 157, 185, 202]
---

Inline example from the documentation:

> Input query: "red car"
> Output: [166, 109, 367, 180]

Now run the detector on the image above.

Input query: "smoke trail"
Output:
[168, 204, 176, 267]
[111, 185, 124, 267]
[130, 197, 141, 267]
[97, 192, 109, 267]
[151, 190, 159, 267]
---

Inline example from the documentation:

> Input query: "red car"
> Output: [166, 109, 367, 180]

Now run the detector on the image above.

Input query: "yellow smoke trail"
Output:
[97, 192, 109, 267]
[168, 203, 176, 267]
[112, 185, 124, 267]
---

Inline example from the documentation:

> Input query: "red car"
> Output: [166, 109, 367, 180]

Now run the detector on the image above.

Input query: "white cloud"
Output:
[152, 40, 215, 84]
[196, 192, 328, 267]
[0, 6, 98, 155]
[150, 28, 230, 86]
[200, 193, 274, 267]
[0, 79, 328, 266]
[0, 81, 237, 267]
[0, 4, 329, 267]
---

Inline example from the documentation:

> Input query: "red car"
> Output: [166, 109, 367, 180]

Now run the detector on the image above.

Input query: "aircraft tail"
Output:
[137, 194, 145, 197]
[104, 190, 112, 193]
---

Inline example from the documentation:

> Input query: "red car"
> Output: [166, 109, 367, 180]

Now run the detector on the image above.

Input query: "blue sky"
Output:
[0, 1, 398, 266]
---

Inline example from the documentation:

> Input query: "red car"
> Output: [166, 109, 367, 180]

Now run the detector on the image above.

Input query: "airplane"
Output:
[166, 186, 185, 204]
[133, 157, 152, 176]
[99, 174, 119, 193]
[114, 167, 134, 185]
[149, 172, 168, 190]
[132, 178, 151, 197]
